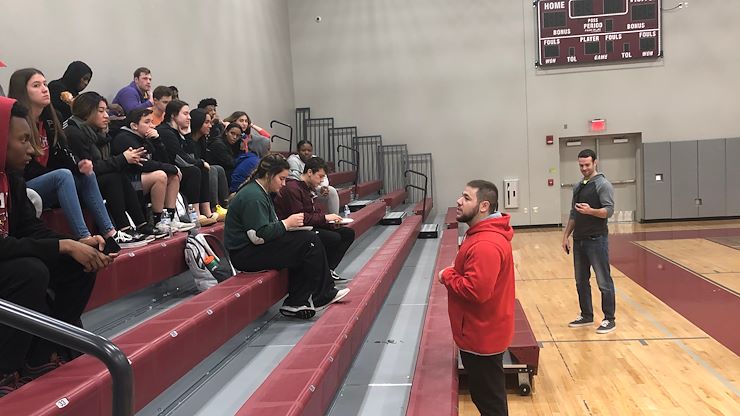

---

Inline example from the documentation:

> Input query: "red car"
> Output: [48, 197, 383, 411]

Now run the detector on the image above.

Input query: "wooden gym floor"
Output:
[459, 220, 740, 415]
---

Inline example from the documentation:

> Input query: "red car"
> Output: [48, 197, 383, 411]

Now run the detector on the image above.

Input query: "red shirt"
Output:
[441, 214, 516, 355]
[36, 121, 50, 167]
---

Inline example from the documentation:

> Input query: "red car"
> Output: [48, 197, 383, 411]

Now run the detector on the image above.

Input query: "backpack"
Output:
[184, 231, 237, 291]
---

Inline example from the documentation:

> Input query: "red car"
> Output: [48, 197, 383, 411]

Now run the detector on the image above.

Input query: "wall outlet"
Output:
[533, 206, 539, 213]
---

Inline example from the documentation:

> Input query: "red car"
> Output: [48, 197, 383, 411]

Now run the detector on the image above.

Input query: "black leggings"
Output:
[460, 351, 508, 416]
[0, 257, 95, 372]
[97, 171, 146, 228]
[314, 227, 355, 270]
[180, 166, 210, 205]
[230, 231, 337, 308]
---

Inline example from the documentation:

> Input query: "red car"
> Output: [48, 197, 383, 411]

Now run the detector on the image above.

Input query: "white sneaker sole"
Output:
[317, 288, 351, 310]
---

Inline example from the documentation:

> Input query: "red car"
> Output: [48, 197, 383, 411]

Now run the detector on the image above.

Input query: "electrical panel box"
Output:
[504, 179, 519, 209]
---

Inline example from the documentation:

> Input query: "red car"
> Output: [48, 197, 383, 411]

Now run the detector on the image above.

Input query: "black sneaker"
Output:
[279, 305, 316, 320]
[330, 269, 347, 281]
[0, 372, 20, 398]
[137, 223, 167, 239]
[568, 315, 594, 328]
[596, 319, 616, 334]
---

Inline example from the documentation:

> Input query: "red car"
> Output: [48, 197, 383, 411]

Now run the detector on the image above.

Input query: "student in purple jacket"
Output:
[112, 67, 154, 115]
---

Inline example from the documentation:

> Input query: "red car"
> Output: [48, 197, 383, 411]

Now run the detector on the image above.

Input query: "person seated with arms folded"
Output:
[156, 100, 218, 226]
[288, 140, 340, 215]
[64, 92, 165, 239]
[275, 157, 355, 281]
[150, 86, 173, 127]
[48, 61, 92, 121]
[112, 108, 191, 232]
[230, 133, 270, 194]
[9, 68, 142, 246]
[112, 67, 154, 115]
[206, 122, 241, 192]
[0, 97, 114, 397]
[225, 154, 349, 319]
[189, 109, 228, 219]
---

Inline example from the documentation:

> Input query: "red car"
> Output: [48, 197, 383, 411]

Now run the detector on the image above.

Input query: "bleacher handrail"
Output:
[269, 120, 293, 151]
[0, 299, 134, 416]
[404, 169, 429, 219]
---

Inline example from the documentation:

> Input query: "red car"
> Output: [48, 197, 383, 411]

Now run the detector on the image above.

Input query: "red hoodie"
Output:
[441, 213, 515, 355]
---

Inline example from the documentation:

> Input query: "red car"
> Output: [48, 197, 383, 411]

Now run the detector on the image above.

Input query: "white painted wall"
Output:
[288, 0, 740, 225]
[0, 0, 296, 151]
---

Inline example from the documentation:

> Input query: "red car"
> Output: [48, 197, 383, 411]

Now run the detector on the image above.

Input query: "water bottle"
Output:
[204, 255, 220, 273]
[162, 212, 173, 239]
[343, 205, 351, 218]
[189, 204, 200, 229]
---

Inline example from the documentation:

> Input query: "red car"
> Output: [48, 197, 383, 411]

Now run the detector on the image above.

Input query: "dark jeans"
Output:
[229, 231, 337, 308]
[314, 227, 355, 270]
[97, 171, 146, 228]
[573, 235, 616, 321]
[180, 165, 210, 204]
[460, 351, 508, 416]
[0, 256, 96, 373]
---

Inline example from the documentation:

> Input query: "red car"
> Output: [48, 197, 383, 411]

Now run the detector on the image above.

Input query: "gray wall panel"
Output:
[727, 138, 740, 216]
[698, 139, 727, 217]
[670, 141, 699, 219]
[643, 142, 672, 220]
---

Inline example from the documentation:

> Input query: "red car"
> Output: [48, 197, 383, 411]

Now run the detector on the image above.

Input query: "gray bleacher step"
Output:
[327, 213, 445, 416]
[138, 224, 400, 416]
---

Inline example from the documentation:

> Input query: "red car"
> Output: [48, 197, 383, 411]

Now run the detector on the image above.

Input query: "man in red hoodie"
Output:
[0, 97, 114, 397]
[440, 180, 515, 416]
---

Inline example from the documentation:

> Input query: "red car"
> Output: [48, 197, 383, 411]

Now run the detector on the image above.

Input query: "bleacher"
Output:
[0, 107, 450, 415]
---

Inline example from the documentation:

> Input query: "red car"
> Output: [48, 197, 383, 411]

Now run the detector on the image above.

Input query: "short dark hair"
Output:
[467, 180, 499, 213]
[304, 157, 327, 174]
[163, 100, 189, 124]
[71, 91, 107, 120]
[197, 98, 217, 109]
[578, 149, 597, 161]
[125, 108, 153, 126]
[296, 139, 313, 151]
[134, 67, 151, 78]
[152, 86, 173, 100]
[11, 100, 29, 119]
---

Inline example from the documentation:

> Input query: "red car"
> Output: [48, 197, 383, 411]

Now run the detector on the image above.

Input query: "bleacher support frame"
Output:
[295, 107, 310, 142]
[304, 117, 335, 164]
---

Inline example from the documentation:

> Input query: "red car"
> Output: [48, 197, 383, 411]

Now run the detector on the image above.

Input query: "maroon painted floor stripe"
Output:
[610, 228, 740, 355]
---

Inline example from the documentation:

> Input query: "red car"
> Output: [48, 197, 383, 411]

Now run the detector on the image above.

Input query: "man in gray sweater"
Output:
[561, 149, 616, 334]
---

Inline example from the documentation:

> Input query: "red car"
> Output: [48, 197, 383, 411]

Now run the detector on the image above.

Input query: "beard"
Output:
[456, 210, 475, 223]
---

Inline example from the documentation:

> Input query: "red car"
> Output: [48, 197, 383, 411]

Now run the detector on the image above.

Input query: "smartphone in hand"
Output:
[103, 236, 121, 255]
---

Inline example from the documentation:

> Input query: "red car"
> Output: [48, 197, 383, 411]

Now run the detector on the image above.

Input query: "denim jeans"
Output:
[573, 235, 616, 321]
[26, 169, 115, 238]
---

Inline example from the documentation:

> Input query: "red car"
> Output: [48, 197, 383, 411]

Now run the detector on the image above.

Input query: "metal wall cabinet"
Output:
[670, 141, 699, 219]
[642, 142, 672, 220]
[698, 139, 727, 217]
[727, 138, 740, 216]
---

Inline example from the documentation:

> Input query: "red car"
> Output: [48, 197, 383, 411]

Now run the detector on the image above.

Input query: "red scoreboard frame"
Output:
[536, 0, 662, 67]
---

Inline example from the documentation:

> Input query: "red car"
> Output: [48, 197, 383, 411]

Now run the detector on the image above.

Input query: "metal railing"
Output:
[405, 153, 434, 204]
[337, 144, 360, 195]
[353, 135, 383, 184]
[378, 144, 409, 194]
[304, 117, 335, 163]
[269, 120, 293, 151]
[0, 299, 133, 415]
[405, 169, 429, 219]
[295, 107, 310, 142]
[329, 127, 358, 171]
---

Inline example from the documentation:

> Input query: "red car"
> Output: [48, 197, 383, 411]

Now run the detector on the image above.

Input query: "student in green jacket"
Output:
[224, 153, 349, 319]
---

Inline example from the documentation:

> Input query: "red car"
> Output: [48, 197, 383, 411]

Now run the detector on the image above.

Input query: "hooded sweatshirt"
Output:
[441, 213, 516, 355]
[49, 61, 92, 120]
[0, 96, 66, 262]
[230, 135, 270, 193]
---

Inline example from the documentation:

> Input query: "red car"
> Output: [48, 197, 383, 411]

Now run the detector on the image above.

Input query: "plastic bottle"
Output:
[343, 205, 351, 218]
[189, 204, 200, 229]
[204, 255, 220, 273]
[162, 212, 173, 239]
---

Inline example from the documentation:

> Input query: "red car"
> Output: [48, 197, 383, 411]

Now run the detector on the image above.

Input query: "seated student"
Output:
[48, 61, 92, 121]
[231, 134, 270, 193]
[275, 157, 355, 281]
[197, 98, 224, 139]
[8, 68, 140, 246]
[0, 97, 114, 397]
[287, 140, 340, 215]
[156, 100, 218, 226]
[224, 154, 349, 319]
[111, 108, 192, 232]
[207, 122, 241, 191]
[150, 86, 173, 127]
[112, 67, 153, 115]
[189, 109, 228, 218]
[223, 111, 271, 144]
[168, 85, 180, 101]
[64, 92, 163, 238]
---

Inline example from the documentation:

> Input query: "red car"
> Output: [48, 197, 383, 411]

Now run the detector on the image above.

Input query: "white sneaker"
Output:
[317, 288, 350, 310]
[113, 230, 149, 249]
[170, 217, 196, 232]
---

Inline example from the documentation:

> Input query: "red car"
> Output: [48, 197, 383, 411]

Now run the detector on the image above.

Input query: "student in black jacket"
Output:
[64, 92, 162, 238]
[0, 97, 114, 396]
[190, 109, 228, 214]
[48, 61, 92, 121]
[111, 108, 192, 231]
[156, 100, 217, 226]
[207, 122, 242, 194]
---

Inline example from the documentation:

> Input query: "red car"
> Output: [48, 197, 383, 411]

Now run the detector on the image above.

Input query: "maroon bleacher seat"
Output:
[412, 197, 433, 220]
[236, 216, 423, 416]
[346, 201, 386, 237]
[40, 208, 97, 237]
[327, 170, 356, 187]
[406, 227, 459, 416]
[510, 299, 540, 377]
[355, 180, 382, 198]
[444, 207, 458, 229]
[336, 187, 351, 207]
[382, 189, 407, 209]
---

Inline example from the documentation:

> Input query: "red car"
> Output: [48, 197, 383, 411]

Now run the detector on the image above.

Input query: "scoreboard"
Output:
[536, 0, 662, 67]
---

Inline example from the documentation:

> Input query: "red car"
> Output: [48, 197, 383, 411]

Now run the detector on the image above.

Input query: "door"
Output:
[559, 138, 596, 225]
[598, 135, 639, 222]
